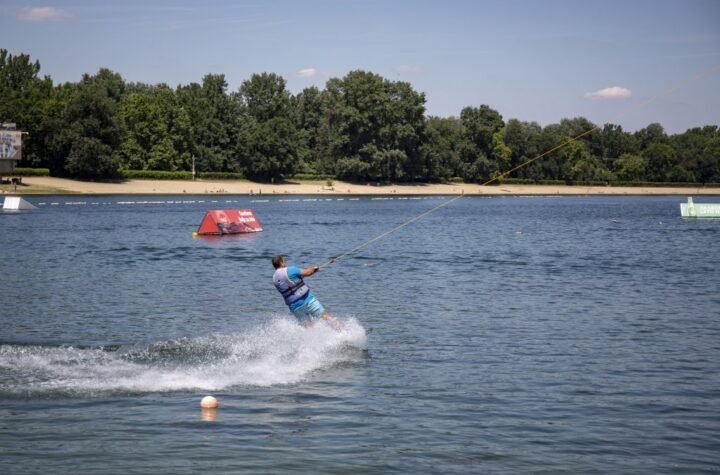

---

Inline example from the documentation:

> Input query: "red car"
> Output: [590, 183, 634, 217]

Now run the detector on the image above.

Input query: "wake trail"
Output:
[0, 317, 368, 397]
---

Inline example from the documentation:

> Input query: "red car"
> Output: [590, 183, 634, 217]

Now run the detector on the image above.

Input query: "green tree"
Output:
[520, 125, 570, 181]
[236, 73, 300, 181]
[420, 116, 466, 181]
[319, 70, 425, 181]
[599, 123, 638, 159]
[571, 155, 613, 182]
[613, 153, 646, 182]
[294, 86, 325, 173]
[502, 119, 543, 180]
[65, 135, 116, 179]
[119, 85, 191, 171]
[238, 116, 300, 181]
[459, 105, 504, 181]
[491, 129, 512, 171]
[0, 50, 42, 121]
[43, 82, 78, 176]
[666, 164, 695, 182]
[383, 80, 426, 179]
[643, 143, 678, 182]
[635, 123, 667, 150]
[61, 70, 125, 178]
[670, 126, 719, 180]
[555, 117, 602, 157]
[697, 137, 720, 182]
[520, 120, 613, 182]
[239, 72, 290, 122]
[460, 105, 504, 156]
[550, 137, 604, 182]
[0, 49, 54, 167]
[461, 151, 494, 182]
[177, 74, 239, 172]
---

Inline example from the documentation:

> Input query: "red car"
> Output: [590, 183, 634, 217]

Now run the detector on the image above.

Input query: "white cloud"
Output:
[19, 7, 71, 22]
[297, 68, 317, 78]
[584, 86, 632, 100]
[396, 65, 421, 74]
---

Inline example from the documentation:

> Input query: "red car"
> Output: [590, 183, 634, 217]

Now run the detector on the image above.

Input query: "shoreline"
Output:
[7, 176, 720, 196]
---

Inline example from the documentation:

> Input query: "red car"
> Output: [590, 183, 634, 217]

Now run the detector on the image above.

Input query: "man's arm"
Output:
[300, 266, 320, 277]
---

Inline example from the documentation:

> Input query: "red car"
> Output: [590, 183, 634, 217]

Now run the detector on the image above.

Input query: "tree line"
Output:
[2, 49, 719, 184]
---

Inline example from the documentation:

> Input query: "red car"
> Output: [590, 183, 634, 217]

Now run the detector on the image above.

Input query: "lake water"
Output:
[1, 194, 719, 474]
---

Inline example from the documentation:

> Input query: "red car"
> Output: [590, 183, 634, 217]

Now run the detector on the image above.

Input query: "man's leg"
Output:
[320, 311, 341, 330]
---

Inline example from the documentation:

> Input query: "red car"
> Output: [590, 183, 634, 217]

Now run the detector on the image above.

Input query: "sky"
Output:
[2, 0, 719, 133]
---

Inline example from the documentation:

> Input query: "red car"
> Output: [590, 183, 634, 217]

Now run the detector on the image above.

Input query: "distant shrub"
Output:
[611, 181, 705, 187]
[119, 170, 245, 180]
[13, 168, 49, 176]
[199, 172, 245, 180]
[291, 173, 336, 181]
[570, 180, 611, 186]
[497, 178, 535, 185]
[536, 180, 567, 186]
[120, 170, 193, 180]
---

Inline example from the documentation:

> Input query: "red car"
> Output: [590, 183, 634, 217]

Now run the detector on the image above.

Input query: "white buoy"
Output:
[200, 395, 218, 409]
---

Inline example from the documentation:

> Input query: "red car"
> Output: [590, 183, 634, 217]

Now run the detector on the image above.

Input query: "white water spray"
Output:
[0, 317, 368, 397]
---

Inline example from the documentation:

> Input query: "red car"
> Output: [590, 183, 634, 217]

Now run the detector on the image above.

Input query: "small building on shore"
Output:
[0, 123, 24, 181]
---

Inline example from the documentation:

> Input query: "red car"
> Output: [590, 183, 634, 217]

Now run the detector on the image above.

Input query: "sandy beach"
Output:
[8, 176, 720, 196]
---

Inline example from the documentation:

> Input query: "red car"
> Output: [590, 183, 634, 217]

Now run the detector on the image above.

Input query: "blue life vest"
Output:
[273, 267, 310, 306]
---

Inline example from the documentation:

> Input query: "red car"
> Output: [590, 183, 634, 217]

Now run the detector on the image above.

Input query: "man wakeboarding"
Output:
[271, 255, 340, 329]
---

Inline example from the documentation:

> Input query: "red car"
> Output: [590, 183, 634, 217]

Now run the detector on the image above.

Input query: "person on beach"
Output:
[271, 255, 340, 329]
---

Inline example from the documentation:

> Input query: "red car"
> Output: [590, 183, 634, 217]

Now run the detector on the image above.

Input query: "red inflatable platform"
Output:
[196, 209, 263, 235]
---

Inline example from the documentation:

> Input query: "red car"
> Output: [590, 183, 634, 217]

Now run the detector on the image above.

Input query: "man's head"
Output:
[272, 255, 285, 269]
